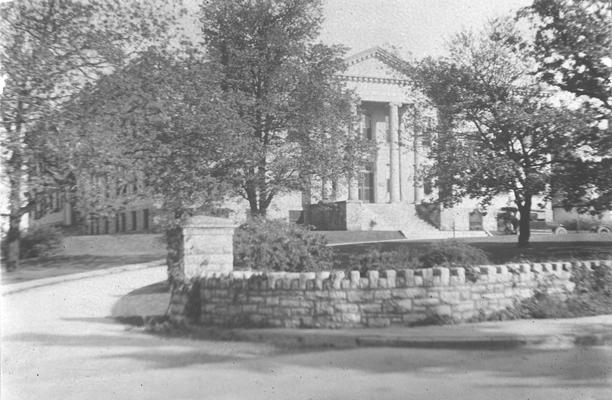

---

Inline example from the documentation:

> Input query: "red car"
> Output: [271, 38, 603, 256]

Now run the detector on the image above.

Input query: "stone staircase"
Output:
[358, 203, 488, 239]
[360, 203, 439, 232]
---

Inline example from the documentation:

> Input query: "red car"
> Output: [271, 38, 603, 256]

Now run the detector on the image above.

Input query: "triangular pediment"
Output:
[342, 47, 409, 82]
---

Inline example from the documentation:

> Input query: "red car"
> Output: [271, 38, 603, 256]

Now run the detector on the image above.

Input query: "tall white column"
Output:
[389, 102, 401, 203]
[348, 176, 359, 201]
[413, 110, 422, 203]
[348, 102, 359, 201]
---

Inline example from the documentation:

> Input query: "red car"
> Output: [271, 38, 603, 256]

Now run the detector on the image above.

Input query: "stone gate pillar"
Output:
[183, 215, 236, 279]
[168, 215, 236, 324]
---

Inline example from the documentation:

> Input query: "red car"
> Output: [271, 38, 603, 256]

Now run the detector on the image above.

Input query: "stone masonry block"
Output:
[334, 303, 359, 313]
[421, 268, 434, 286]
[395, 299, 413, 311]
[384, 270, 397, 288]
[358, 278, 370, 289]
[366, 317, 391, 328]
[433, 267, 450, 286]
[359, 303, 382, 313]
[327, 291, 348, 300]
[531, 263, 543, 273]
[374, 290, 392, 300]
[400, 269, 415, 286]
[434, 305, 452, 315]
[439, 291, 460, 304]
[346, 291, 365, 302]
[413, 298, 440, 306]
[452, 301, 474, 312]
[316, 271, 331, 280]
[184, 235, 232, 255]
[367, 271, 379, 281]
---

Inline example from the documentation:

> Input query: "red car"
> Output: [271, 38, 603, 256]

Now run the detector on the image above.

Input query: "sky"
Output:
[179, 0, 533, 59]
[319, 0, 532, 58]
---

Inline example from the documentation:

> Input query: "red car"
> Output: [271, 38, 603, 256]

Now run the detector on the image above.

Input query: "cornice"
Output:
[337, 75, 411, 85]
[344, 46, 410, 73]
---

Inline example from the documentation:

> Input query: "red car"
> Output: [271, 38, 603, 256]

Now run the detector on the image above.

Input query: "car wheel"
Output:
[597, 226, 611, 235]
[554, 227, 568, 235]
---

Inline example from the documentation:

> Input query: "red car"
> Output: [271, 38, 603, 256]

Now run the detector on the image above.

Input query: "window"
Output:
[361, 114, 372, 140]
[115, 214, 120, 233]
[143, 209, 150, 231]
[358, 164, 375, 203]
[53, 191, 61, 212]
[131, 210, 137, 231]
[120, 213, 126, 232]
[104, 218, 109, 234]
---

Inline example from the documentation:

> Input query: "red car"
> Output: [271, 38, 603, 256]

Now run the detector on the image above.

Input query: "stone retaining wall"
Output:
[199, 260, 610, 328]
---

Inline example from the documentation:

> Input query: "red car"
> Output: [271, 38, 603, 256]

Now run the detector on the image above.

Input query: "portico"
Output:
[306, 47, 436, 232]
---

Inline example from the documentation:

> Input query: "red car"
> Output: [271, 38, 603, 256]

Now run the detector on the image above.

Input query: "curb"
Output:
[218, 329, 612, 350]
[1, 259, 165, 296]
[135, 323, 612, 350]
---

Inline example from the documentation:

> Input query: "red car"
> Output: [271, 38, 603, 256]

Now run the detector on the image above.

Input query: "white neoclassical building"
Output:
[301, 46, 537, 235]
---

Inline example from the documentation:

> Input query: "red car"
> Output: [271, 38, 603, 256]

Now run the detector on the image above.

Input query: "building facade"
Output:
[304, 47, 550, 234]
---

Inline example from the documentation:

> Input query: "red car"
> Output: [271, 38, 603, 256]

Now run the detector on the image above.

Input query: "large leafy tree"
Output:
[415, 18, 592, 246]
[60, 50, 241, 285]
[520, 0, 611, 212]
[64, 50, 240, 225]
[200, 0, 368, 216]
[0, 0, 179, 270]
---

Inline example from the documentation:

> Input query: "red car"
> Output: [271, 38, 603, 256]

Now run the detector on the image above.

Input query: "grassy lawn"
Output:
[1, 254, 164, 285]
[332, 233, 612, 267]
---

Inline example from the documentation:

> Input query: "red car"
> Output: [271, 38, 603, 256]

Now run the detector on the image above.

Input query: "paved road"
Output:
[2, 267, 612, 400]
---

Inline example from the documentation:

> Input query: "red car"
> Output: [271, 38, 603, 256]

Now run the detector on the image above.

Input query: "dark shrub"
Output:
[20, 225, 64, 259]
[418, 240, 489, 268]
[349, 247, 420, 275]
[489, 263, 612, 320]
[234, 218, 333, 272]
[348, 240, 489, 274]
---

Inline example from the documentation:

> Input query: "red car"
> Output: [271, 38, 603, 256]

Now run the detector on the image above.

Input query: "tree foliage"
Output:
[63, 50, 241, 226]
[415, 19, 592, 245]
[200, 0, 369, 216]
[520, 0, 611, 113]
[520, 0, 612, 213]
[0, 0, 180, 269]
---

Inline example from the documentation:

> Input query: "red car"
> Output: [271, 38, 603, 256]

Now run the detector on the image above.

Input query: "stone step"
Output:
[361, 203, 442, 233]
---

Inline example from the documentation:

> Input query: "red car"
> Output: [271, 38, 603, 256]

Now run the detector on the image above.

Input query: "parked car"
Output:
[592, 224, 611, 234]
[497, 207, 566, 235]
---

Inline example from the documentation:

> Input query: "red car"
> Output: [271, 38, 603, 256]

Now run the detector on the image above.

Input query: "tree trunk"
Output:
[165, 226, 184, 285]
[6, 152, 23, 272]
[301, 174, 312, 225]
[517, 195, 532, 247]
